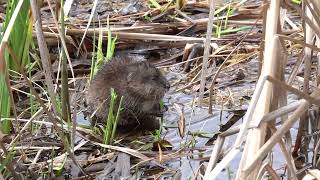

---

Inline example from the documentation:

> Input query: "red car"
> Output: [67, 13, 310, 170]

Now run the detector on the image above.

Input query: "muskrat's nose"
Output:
[165, 81, 170, 90]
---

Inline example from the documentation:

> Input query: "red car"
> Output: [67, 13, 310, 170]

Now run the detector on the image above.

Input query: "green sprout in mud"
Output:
[151, 100, 166, 142]
[190, 135, 196, 148]
[103, 88, 123, 146]
[152, 129, 162, 142]
[291, 0, 301, 4]
[214, 0, 251, 38]
[159, 100, 165, 131]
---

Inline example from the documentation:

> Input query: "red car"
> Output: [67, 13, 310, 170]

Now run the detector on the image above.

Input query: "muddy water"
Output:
[161, 71, 237, 179]
[161, 68, 303, 179]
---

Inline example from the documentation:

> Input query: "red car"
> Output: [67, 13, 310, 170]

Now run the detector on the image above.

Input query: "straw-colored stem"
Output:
[197, 0, 216, 106]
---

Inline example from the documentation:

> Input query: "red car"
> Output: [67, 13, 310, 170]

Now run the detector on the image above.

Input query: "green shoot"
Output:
[106, 16, 117, 61]
[219, 26, 251, 36]
[103, 88, 123, 145]
[111, 96, 123, 142]
[224, 0, 234, 29]
[95, 26, 104, 71]
[91, 17, 117, 77]
[159, 100, 165, 133]
[148, 0, 161, 8]
[152, 129, 161, 142]
[291, 0, 301, 4]
[0, 74, 11, 134]
[215, 19, 222, 38]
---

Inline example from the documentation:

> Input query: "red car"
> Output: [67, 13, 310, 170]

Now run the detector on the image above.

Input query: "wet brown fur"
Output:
[86, 58, 169, 130]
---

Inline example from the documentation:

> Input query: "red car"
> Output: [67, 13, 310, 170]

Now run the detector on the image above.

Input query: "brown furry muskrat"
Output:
[86, 57, 170, 130]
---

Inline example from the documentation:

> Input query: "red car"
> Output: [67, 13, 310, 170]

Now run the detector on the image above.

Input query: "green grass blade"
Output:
[106, 16, 117, 61]
[111, 95, 123, 143]
[0, 73, 11, 134]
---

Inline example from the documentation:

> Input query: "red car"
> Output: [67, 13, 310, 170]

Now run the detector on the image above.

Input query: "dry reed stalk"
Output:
[302, 0, 314, 151]
[30, 0, 58, 114]
[257, 0, 268, 77]
[8, 108, 43, 147]
[259, 100, 301, 124]
[276, 9, 291, 159]
[112, 32, 205, 42]
[263, 164, 281, 180]
[266, 76, 320, 106]
[241, 86, 320, 175]
[236, 0, 281, 178]
[46, 0, 76, 84]
[276, 131, 298, 180]
[197, 0, 217, 107]
[204, 135, 225, 175]
[293, 0, 316, 158]
[205, 34, 318, 177]
[278, 35, 320, 52]
[219, 100, 300, 134]
[204, 74, 267, 179]
[32, 31, 76, 46]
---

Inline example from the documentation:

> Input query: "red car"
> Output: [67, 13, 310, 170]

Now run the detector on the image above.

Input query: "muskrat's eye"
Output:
[151, 76, 158, 81]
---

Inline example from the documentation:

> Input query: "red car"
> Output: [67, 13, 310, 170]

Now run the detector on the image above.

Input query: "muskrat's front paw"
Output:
[162, 104, 168, 112]
[141, 116, 160, 130]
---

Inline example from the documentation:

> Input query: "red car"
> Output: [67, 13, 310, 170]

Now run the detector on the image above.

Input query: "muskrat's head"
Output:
[126, 61, 170, 100]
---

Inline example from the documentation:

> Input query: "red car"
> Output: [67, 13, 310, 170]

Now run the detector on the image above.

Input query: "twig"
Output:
[30, 0, 58, 114]
[198, 0, 216, 106]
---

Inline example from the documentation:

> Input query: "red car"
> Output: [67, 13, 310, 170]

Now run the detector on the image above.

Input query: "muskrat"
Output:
[86, 57, 170, 130]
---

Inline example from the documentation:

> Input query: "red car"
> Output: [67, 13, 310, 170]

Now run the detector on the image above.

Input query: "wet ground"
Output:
[1, 0, 312, 179]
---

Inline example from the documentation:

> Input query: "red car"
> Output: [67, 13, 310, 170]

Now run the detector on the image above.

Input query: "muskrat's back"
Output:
[86, 58, 170, 130]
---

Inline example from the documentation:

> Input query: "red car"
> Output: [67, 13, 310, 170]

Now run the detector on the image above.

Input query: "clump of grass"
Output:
[88, 16, 120, 146]
[3, 0, 31, 71]
[103, 88, 123, 145]
[90, 16, 117, 79]
[89, 17, 119, 146]
[1, 0, 32, 134]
